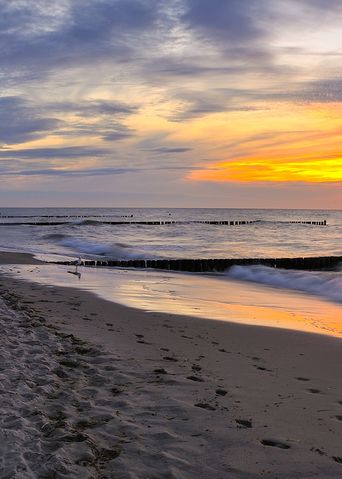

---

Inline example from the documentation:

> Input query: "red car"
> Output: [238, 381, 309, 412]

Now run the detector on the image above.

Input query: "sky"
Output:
[0, 0, 341, 208]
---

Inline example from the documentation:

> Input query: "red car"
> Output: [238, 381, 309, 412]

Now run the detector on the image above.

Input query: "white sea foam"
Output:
[43, 232, 140, 258]
[62, 236, 143, 259]
[226, 265, 342, 303]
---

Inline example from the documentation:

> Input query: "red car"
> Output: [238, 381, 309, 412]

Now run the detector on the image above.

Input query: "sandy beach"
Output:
[1, 252, 342, 478]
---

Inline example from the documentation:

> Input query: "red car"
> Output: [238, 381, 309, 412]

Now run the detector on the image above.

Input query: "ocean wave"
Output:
[225, 265, 342, 303]
[71, 219, 105, 226]
[44, 233, 141, 259]
[65, 238, 141, 258]
[43, 233, 67, 241]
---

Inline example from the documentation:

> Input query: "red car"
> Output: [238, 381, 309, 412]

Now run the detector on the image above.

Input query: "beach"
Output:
[1, 0, 342, 473]
[1, 252, 342, 478]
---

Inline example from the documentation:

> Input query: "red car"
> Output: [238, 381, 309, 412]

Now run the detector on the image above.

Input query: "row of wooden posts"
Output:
[288, 220, 326, 226]
[0, 215, 133, 219]
[0, 219, 327, 226]
[53, 255, 342, 272]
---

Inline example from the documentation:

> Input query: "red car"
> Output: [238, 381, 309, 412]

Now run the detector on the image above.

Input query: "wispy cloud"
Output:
[0, 0, 341, 206]
[0, 96, 61, 145]
[0, 146, 109, 159]
[2, 167, 138, 177]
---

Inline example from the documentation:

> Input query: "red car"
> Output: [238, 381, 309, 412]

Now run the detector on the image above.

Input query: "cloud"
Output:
[182, 0, 268, 45]
[235, 78, 342, 104]
[2, 167, 137, 177]
[297, 0, 342, 11]
[101, 129, 135, 142]
[0, 0, 340, 208]
[38, 99, 138, 142]
[49, 100, 138, 116]
[0, 146, 109, 159]
[291, 79, 342, 103]
[0, 95, 130, 149]
[0, 96, 60, 144]
[147, 147, 192, 154]
[167, 76, 342, 121]
[0, 0, 160, 82]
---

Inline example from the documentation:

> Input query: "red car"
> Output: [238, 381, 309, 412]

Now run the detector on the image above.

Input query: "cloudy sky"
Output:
[0, 0, 341, 208]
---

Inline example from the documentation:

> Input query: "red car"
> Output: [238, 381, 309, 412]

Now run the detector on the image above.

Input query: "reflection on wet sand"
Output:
[2, 264, 341, 338]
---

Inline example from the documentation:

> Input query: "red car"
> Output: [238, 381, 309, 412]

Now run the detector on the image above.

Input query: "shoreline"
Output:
[0, 251, 44, 264]
[1, 252, 342, 477]
[3, 260, 342, 339]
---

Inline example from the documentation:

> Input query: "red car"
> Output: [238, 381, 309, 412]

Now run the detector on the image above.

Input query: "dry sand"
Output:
[0, 252, 342, 478]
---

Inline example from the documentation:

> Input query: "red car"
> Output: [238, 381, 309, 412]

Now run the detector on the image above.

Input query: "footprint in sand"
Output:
[295, 377, 310, 381]
[310, 447, 325, 456]
[110, 387, 123, 396]
[307, 388, 321, 394]
[335, 415, 342, 421]
[163, 356, 178, 362]
[192, 364, 202, 372]
[236, 419, 252, 428]
[332, 456, 342, 464]
[186, 375, 204, 382]
[255, 366, 274, 372]
[260, 439, 290, 449]
[194, 402, 216, 411]
[215, 388, 227, 396]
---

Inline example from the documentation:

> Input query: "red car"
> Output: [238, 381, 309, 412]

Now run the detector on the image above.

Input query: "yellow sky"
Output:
[182, 102, 342, 184]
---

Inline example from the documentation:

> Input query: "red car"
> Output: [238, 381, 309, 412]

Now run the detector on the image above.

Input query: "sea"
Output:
[0, 207, 341, 336]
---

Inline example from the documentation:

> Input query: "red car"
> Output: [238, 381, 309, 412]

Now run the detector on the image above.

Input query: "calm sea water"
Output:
[0, 207, 341, 260]
[0, 208, 341, 305]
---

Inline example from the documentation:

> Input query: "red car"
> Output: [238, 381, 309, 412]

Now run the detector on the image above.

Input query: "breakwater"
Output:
[52, 255, 341, 272]
[0, 219, 327, 226]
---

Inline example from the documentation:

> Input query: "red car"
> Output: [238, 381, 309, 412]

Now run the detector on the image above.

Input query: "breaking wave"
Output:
[71, 219, 105, 226]
[44, 233, 142, 259]
[226, 265, 342, 303]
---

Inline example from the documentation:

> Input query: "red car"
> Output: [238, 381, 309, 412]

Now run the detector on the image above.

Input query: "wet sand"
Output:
[0, 251, 44, 264]
[0, 252, 342, 478]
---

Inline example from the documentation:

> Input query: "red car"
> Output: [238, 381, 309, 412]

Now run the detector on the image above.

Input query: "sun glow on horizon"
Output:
[189, 156, 342, 183]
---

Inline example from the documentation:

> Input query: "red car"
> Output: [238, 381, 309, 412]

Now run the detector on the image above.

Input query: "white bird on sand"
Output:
[74, 257, 82, 269]
[67, 257, 82, 279]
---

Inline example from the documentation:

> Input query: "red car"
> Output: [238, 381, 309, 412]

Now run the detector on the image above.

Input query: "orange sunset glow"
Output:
[0, 0, 341, 207]
[190, 156, 342, 183]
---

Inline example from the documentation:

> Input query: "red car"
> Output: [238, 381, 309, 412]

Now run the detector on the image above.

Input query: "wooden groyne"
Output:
[0, 214, 133, 219]
[0, 220, 253, 226]
[288, 220, 326, 226]
[0, 219, 327, 226]
[52, 255, 342, 272]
